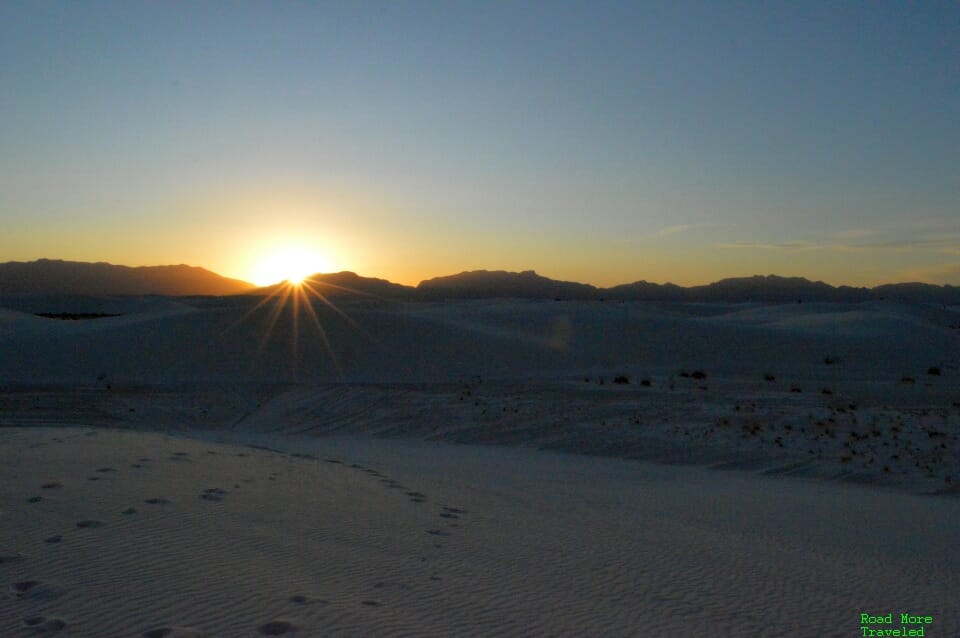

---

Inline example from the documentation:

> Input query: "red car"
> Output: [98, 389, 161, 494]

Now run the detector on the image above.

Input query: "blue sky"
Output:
[1, 1, 957, 286]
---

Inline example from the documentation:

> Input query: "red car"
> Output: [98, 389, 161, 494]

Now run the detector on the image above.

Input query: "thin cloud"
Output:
[718, 241, 820, 251]
[656, 223, 714, 237]
[719, 234, 960, 255]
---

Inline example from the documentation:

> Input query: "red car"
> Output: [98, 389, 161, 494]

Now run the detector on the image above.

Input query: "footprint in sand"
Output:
[76, 520, 103, 529]
[11, 580, 41, 596]
[27, 496, 43, 503]
[23, 616, 67, 632]
[257, 620, 297, 635]
[0, 553, 26, 565]
[41, 482, 63, 490]
[144, 498, 171, 505]
[360, 600, 381, 607]
[44, 535, 62, 544]
[121, 507, 138, 515]
[442, 506, 468, 515]
[87, 476, 101, 481]
[199, 488, 227, 502]
[96, 467, 117, 473]
[426, 529, 450, 537]
[142, 627, 206, 638]
[11, 580, 63, 601]
[287, 594, 327, 605]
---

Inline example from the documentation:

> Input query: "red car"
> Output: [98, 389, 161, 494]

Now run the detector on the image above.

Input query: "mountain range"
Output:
[2, 259, 959, 304]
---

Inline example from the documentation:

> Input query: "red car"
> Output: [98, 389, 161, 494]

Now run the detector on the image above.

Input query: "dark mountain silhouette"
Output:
[0, 259, 254, 296]
[687, 275, 872, 303]
[417, 270, 598, 300]
[255, 271, 416, 300]
[2, 260, 959, 303]
[871, 282, 960, 303]
[604, 280, 687, 301]
[414, 271, 960, 303]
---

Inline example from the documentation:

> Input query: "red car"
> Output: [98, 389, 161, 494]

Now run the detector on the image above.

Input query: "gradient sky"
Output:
[1, 1, 958, 287]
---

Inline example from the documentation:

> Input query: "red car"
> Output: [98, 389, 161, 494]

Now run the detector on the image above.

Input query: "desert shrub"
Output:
[822, 388, 833, 395]
[763, 373, 776, 382]
[613, 374, 630, 384]
[640, 379, 651, 387]
[901, 376, 916, 384]
[927, 366, 941, 376]
[691, 370, 707, 380]
[824, 356, 841, 365]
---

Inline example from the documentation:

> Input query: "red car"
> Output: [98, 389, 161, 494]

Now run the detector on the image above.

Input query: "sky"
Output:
[1, 1, 958, 287]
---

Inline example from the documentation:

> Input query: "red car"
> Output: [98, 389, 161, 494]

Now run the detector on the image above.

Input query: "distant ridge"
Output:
[0, 259, 254, 296]
[416, 270, 960, 304]
[417, 269, 598, 300]
[2, 261, 959, 303]
[257, 271, 414, 299]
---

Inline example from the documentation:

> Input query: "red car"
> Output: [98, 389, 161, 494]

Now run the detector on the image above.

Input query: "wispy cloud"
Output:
[656, 223, 714, 237]
[718, 240, 820, 251]
[719, 224, 960, 255]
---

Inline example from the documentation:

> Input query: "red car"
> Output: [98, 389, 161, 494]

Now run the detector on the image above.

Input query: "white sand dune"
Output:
[2, 427, 958, 637]
[1, 297, 958, 635]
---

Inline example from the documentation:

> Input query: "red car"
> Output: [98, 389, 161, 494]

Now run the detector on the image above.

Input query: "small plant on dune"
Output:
[691, 370, 707, 380]
[901, 376, 916, 384]
[640, 378, 651, 387]
[824, 356, 841, 365]
[763, 373, 776, 382]
[613, 374, 630, 384]
[821, 388, 833, 395]
[790, 384, 802, 393]
[927, 366, 941, 376]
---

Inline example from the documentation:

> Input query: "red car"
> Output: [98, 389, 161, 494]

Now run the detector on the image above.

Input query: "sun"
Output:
[251, 246, 335, 286]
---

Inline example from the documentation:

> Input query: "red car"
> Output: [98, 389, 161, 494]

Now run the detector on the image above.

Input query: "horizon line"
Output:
[2, 258, 959, 292]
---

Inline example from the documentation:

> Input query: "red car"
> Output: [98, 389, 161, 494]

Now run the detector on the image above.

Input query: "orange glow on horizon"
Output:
[250, 245, 338, 287]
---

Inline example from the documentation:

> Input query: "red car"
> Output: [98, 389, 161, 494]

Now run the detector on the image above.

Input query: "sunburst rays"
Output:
[218, 275, 378, 382]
